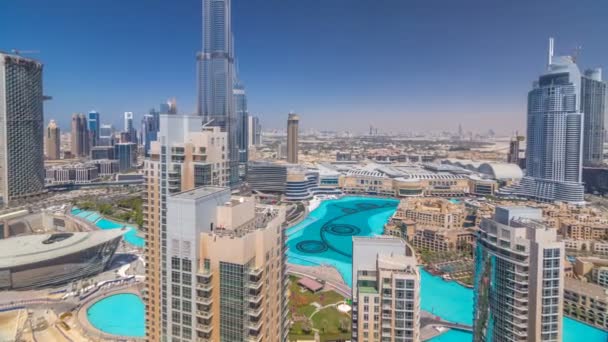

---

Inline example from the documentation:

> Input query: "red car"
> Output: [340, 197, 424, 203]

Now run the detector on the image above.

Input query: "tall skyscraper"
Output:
[352, 236, 420, 342]
[45, 120, 61, 160]
[197, 0, 239, 187]
[124, 111, 137, 143]
[581, 68, 607, 165]
[519, 38, 585, 203]
[287, 112, 300, 164]
[71, 113, 90, 158]
[248, 115, 262, 147]
[143, 114, 229, 341]
[0, 52, 46, 205]
[87, 110, 100, 147]
[474, 206, 564, 342]
[234, 81, 249, 164]
[162, 188, 288, 341]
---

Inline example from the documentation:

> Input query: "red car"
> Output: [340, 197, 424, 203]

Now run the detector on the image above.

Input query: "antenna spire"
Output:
[548, 37, 554, 67]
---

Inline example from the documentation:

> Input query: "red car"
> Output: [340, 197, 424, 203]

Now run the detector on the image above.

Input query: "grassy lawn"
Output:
[288, 276, 350, 342]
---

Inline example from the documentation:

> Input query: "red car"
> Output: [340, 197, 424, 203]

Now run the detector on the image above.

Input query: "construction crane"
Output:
[10, 49, 40, 56]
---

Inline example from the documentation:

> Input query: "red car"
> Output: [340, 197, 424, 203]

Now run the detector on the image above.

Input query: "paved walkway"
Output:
[287, 264, 350, 297]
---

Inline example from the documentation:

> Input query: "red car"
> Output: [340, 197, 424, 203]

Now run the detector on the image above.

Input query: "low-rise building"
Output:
[564, 277, 608, 330]
[394, 198, 465, 230]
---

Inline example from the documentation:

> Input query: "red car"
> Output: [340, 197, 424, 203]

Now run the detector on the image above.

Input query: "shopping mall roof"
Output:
[0, 230, 125, 269]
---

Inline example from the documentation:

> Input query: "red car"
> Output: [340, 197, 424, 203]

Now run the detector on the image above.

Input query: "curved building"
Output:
[0, 230, 124, 290]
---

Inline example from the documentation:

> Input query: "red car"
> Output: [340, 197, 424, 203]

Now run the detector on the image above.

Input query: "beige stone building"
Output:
[143, 115, 228, 341]
[45, 120, 61, 160]
[352, 237, 420, 342]
[163, 187, 288, 341]
[564, 277, 608, 330]
[394, 198, 465, 230]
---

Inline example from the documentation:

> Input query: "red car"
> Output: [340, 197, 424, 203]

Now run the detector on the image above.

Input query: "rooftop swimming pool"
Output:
[286, 196, 608, 341]
[86, 293, 145, 337]
[71, 208, 144, 247]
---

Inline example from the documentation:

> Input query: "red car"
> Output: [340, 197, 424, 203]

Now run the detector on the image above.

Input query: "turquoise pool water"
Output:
[87, 293, 145, 337]
[286, 196, 399, 286]
[287, 197, 608, 342]
[71, 208, 144, 247]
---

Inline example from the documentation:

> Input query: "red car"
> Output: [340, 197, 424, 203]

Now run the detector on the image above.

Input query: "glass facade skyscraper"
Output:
[519, 38, 585, 203]
[197, 0, 239, 187]
[0, 53, 46, 205]
[581, 68, 606, 165]
[87, 110, 100, 147]
[234, 81, 248, 164]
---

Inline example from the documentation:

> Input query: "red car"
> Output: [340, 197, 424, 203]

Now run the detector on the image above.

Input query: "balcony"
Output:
[247, 320, 263, 331]
[196, 323, 213, 333]
[196, 296, 213, 305]
[248, 293, 263, 304]
[248, 268, 263, 277]
[196, 310, 213, 319]
[246, 335, 263, 342]
[198, 270, 213, 279]
[246, 306, 263, 317]
[197, 282, 213, 291]
[246, 280, 263, 291]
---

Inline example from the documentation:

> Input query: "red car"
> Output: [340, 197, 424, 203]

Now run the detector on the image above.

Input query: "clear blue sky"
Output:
[1, 0, 607, 134]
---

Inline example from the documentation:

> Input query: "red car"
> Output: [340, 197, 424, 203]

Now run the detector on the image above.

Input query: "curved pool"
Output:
[287, 196, 608, 342]
[71, 208, 144, 247]
[86, 293, 145, 337]
[286, 196, 399, 286]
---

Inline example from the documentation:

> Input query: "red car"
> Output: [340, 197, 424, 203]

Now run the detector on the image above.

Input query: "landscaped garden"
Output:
[287, 276, 351, 342]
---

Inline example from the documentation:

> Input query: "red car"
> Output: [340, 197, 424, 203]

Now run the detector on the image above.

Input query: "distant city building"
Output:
[87, 110, 100, 147]
[520, 38, 584, 203]
[143, 114, 229, 340]
[91, 146, 115, 160]
[507, 134, 525, 167]
[581, 68, 606, 165]
[234, 81, 249, 163]
[45, 164, 99, 184]
[123, 112, 136, 143]
[98, 124, 115, 146]
[71, 113, 90, 158]
[197, 0, 239, 187]
[45, 120, 61, 160]
[352, 236, 420, 342]
[287, 112, 300, 164]
[160, 97, 177, 115]
[162, 188, 288, 341]
[113, 142, 137, 172]
[0, 230, 123, 290]
[250, 115, 262, 146]
[140, 113, 158, 157]
[0, 52, 46, 205]
[474, 206, 564, 341]
[583, 166, 608, 195]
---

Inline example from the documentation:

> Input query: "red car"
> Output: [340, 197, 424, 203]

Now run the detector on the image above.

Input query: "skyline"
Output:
[2, 0, 608, 134]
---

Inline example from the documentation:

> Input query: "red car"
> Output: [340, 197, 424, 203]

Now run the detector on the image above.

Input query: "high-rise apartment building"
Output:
[197, 0, 239, 187]
[87, 110, 100, 147]
[352, 236, 420, 342]
[71, 113, 90, 158]
[162, 188, 288, 341]
[474, 206, 564, 342]
[287, 113, 299, 164]
[234, 81, 249, 164]
[143, 114, 228, 341]
[45, 120, 61, 160]
[520, 38, 585, 203]
[581, 68, 607, 165]
[0, 52, 46, 205]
